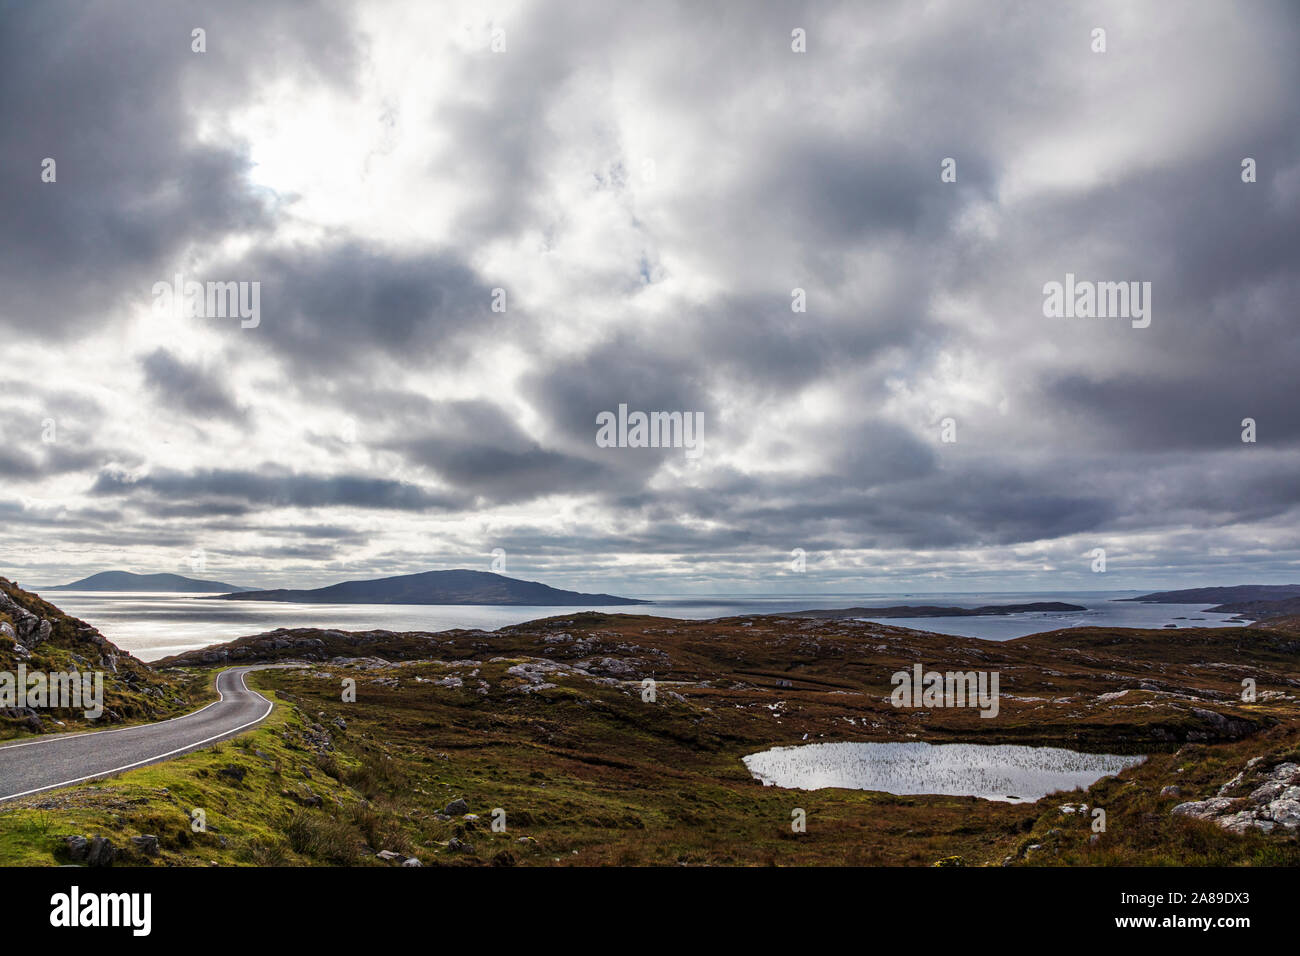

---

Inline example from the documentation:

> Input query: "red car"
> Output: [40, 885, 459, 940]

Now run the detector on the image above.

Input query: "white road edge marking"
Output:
[0, 682, 229, 753]
[0, 669, 275, 802]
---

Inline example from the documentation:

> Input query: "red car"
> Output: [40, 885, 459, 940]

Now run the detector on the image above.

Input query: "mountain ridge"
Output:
[207, 569, 648, 606]
[46, 571, 253, 593]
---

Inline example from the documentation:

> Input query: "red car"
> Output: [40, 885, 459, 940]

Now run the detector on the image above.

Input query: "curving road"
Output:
[0, 666, 285, 802]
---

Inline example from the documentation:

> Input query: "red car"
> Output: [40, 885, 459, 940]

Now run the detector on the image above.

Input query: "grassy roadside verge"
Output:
[0, 674, 370, 866]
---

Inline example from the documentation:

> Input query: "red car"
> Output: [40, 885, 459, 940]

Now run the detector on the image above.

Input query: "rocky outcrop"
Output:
[0, 587, 52, 649]
[2, 578, 192, 734]
[1172, 760, 1300, 833]
[0, 578, 129, 673]
[1186, 707, 1261, 742]
[130, 835, 159, 856]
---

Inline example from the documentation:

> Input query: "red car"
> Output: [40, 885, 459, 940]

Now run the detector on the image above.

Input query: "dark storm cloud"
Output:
[1018, 145, 1300, 456]
[0, 0, 358, 336]
[614, 466, 1110, 553]
[996, 126, 1289, 535]
[668, 289, 934, 396]
[255, 542, 345, 561]
[257, 523, 371, 541]
[1048, 373, 1300, 453]
[148, 501, 254, 519]
[739, 135, 998, 250]
[385, 399, 614, 505]
[523, 335, 714, 445]
[219, 241, 497, 372]
[0, 443, 105, 479]
[90, 467, 467, 513]
[0, 405, 130, 479]
[140, 348, 247, 422]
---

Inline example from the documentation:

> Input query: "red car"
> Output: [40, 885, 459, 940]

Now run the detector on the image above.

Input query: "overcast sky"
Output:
[2, 0, 1298, 595]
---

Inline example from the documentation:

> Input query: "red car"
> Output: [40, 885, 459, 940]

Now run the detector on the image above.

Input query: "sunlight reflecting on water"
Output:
[743, 741, 1145, 803]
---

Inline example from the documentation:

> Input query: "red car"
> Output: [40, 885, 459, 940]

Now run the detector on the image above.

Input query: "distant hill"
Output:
[1207, 596, 1300, 620]
[1121, 585, 1300, 605]
[209, 569, 648, 606]
[784, 602, 1085, 620]
[47, 571, 253, 593]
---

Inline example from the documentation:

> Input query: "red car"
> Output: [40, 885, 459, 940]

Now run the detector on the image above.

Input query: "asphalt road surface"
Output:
[0, 666, 283, 802]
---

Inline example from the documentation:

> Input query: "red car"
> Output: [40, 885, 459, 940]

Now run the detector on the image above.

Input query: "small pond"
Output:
[742, 741, 1145, 803]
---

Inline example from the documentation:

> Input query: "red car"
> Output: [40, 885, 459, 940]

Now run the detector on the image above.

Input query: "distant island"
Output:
[1120, 585, 1300, 604]
[1120, 584, 1300, 621]
[46, 571, 254, 593]
[783, 602, 1086, 620]
[207, 569, 649, 606]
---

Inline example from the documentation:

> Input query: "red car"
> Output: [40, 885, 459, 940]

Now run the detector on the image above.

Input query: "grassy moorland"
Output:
[1, 601, 1298, 866]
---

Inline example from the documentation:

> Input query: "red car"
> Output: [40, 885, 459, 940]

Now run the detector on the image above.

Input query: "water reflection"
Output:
[743, 741, 1144, 803]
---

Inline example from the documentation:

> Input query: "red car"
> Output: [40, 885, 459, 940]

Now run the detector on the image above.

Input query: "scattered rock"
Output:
[130, 835, 159, 856]
[1189, 708, 1258, 742]
[287, 787, 323, 808]
[65, 835, 89, 861]
[1172, 797, 1236, 820]
[444, 797, 469, 815]
[86, 837, 115, 867]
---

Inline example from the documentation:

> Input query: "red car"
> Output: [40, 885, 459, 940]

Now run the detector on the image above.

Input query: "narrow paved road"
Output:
[0, 666, 284, 802]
